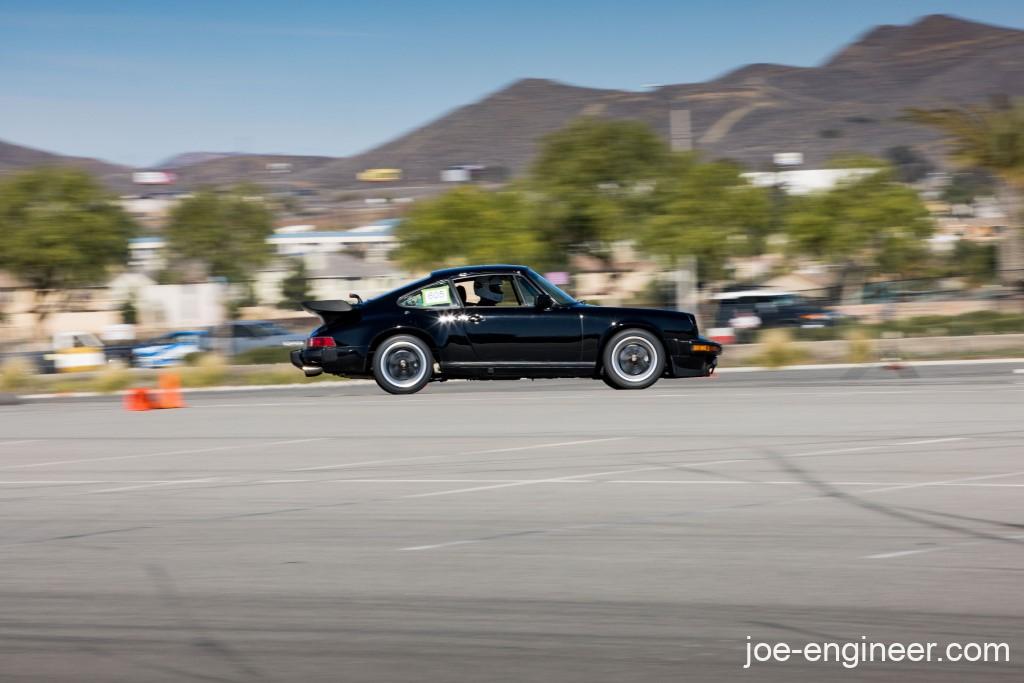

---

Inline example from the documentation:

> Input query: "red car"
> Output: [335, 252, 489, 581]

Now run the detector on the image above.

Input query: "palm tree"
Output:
[908, 99, 1024, 289]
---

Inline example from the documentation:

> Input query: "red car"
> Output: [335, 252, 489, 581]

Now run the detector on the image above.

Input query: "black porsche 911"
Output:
[291, 264, 721, 394]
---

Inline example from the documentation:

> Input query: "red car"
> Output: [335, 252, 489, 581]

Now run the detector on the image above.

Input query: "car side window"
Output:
[513, 275, 541, 307]
[398, 281, 458, 309]
[454, 275, 525, 308]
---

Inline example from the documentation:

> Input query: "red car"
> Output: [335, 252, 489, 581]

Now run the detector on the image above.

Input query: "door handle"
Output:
[465, 313, 484, 323]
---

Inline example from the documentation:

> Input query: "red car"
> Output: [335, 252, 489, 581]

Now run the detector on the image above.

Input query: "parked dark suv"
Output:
[712, 290, 843, 330]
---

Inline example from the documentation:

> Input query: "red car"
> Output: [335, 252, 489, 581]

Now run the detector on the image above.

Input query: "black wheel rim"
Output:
[385, 348, 422, 383]
[616, 342, 652, 376]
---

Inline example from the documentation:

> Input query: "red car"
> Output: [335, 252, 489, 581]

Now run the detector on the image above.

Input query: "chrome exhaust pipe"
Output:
[303, 366, 323, 377]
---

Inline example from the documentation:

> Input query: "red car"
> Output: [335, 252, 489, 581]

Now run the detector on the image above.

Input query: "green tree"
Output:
[164, 186, 274, 282]
[0, 167, 134, 326]
[120, 297, 138, 325]
[947, 240, 998, 285]
[529, 118, 670, 256]
[908, 100, 1024, 286]
[394, 186, 545, 270]
[279, 258, 311, 309]
[640, 155, 773, 281]
[942, 170, 994, 205]
[783, 168, 934, 298]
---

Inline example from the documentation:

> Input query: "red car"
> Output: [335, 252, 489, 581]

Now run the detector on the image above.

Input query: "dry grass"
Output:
[179, 353, 229, 388]
[92, 361, 135, 393]
[844, 328, 876, 364]
[752, 329, 809, 368]
[0, 357, 35, 391]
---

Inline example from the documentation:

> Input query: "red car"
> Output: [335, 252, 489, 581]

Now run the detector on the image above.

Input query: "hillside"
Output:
[169, 154, 337, 188]
[2, 14, 1022, 191]
[0, 139, 133, 191]
[300, 14, 1024, 186]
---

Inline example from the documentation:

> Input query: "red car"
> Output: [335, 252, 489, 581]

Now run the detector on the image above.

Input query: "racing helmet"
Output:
[474, 276, 504, 305]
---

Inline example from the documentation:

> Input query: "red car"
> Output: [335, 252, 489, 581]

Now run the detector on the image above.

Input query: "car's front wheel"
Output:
[373, 335, 433, 394]
[602, 329, 665, 390]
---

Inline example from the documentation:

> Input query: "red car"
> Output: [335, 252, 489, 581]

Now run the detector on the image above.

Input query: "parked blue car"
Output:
[131, 330, 210, 368]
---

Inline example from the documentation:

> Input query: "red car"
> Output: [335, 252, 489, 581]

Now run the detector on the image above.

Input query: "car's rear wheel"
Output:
[373, 335, 433, 394]
[602, 329, 665, 390]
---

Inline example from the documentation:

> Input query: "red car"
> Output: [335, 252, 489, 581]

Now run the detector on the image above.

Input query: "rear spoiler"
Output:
[301, 300, 357, 325]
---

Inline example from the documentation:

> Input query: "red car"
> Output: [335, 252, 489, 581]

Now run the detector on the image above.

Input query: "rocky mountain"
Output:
[168, 154, 336, 188]
[299, 14, 1024, 186]
[2, 14, 1022, 191]
[0, 139, 133, 191]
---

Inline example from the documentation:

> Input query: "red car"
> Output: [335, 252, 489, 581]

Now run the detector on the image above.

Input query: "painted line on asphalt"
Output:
[402, 438, 966, 500]
[396, 438, 972, 549]
[865, 533, 1024, 560]
[3, 476, 1020, 490]
[402, 463, 711, 499]
[861, 468, 1024, 495]
[4, 476, 1019, 490]
[461, 437, 627, 456]
[401, 540, 481, 552]
[291, 453, 449, 472]
[0, 480, 111, 485]
[291, 437, 626, 472]
[325, 478, 593, 484]
[865, 548, 944, 560]
[87, 478, 219, 494]
[4, 437, 328, 470]
[607, 479, 1024, 488]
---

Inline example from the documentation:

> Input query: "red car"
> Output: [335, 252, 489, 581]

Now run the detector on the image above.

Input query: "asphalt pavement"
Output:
[1, 362, 1023, 681]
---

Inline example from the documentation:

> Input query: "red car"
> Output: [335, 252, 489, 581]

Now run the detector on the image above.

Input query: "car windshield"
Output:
[530, 271, 576, 305]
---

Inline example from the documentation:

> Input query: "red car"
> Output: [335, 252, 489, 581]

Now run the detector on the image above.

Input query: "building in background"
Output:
[741, 168, 879, 195]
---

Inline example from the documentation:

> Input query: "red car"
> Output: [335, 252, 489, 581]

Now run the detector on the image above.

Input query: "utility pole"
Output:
[675, 255, 699, 324]
[670, 109, 693, 152]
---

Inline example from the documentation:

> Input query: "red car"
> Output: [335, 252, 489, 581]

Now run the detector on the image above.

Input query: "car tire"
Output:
[373, 335, 433, 395]
[601, 372, 625, 390]
[601, 329, 665, 390]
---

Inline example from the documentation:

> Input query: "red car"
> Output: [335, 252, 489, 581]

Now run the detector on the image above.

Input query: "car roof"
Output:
[711, 289, 794, 301]
[430, 264, 532, 279]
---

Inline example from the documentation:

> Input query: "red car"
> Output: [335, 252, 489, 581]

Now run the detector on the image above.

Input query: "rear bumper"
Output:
[667, 336, 721, 378]
[291, 345, 370, 377]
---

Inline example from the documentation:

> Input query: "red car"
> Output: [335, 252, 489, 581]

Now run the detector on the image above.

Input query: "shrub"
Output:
[233, 346, 291, 365]
[0, 357, 34, 391]
[93, 361, 134, 393]
[183, 351, 207, 366]
[179, 353, 228, 387]
[752, 329, 808, 368]
[844, 329, 876, 363]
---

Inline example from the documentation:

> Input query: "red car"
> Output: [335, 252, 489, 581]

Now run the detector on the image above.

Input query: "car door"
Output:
[396, 279, 476, 365]
[454, 273, 581, 364]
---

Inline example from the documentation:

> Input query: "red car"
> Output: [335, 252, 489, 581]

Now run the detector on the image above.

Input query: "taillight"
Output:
[307, 336, 336, 348]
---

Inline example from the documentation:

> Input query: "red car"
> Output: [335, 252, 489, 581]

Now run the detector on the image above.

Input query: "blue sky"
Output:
[2, 1, 1022, 166]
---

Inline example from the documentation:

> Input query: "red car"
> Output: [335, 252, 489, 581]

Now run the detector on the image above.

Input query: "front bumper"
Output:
[291, 345, 370, 377]
[667, 336, 722, 377]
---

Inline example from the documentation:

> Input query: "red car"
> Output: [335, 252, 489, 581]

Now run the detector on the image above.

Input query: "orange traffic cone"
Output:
[156, 372, 186, 409]
[123, 387, 154, 411]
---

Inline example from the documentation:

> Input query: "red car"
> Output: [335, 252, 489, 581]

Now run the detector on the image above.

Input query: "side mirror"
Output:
[534, 294, 554, 310]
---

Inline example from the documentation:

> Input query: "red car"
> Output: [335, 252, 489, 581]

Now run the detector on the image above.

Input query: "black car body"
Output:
[291, 265, 721, 393]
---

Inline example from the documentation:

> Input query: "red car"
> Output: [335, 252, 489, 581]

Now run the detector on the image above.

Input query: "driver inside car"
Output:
[473, 276, 504, 306]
